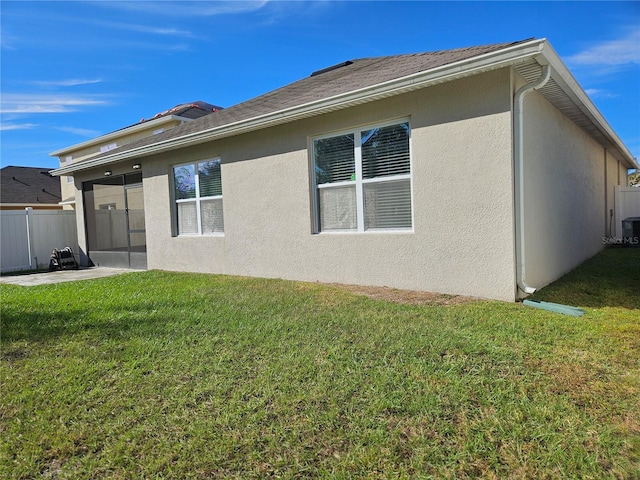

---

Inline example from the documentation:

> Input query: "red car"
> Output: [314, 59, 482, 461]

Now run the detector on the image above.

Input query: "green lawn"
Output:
[1, 248, 638, 479]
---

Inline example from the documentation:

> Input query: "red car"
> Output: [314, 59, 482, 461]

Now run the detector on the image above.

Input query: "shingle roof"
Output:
[1, 166, 62, 205]
[50, 37, 637, 174]
[86, 39, 532, 162]
[50, 100, 223, 158]
[135, 101, 223, 125]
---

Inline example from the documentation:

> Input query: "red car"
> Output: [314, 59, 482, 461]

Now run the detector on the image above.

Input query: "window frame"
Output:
[311, 118, 414, 234]
[172, 158, 224, 236]
[99, 142, 117, 153]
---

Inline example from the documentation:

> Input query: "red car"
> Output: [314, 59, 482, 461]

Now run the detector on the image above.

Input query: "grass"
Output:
[1, 248, 638, 479]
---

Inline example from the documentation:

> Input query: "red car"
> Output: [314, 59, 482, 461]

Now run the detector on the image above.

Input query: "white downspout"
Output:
[514, 64, 551, 295]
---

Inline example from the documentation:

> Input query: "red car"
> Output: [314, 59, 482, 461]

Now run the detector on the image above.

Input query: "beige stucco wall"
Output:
[136, 69, 517, 301]
[521, 89, 618, 290]
[605, 154, 620, 237]
[70, 174, 89, 265]
[59, 178, 76, 209]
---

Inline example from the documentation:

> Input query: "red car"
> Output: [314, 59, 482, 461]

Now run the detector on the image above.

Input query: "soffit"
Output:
[513, 59, 636, 168]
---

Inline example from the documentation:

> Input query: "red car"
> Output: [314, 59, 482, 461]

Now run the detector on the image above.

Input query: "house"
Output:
[50, 38, 638, 301]
[50, 101, 222, 209]
[1, 166, 62, 210]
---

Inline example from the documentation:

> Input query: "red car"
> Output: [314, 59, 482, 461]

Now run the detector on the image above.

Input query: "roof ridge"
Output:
[353, 38, 537, 62]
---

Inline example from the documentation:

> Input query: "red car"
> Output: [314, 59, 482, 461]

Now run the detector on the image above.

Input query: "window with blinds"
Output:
[173, 159, 224, 235]
[313, 120, 412, 233]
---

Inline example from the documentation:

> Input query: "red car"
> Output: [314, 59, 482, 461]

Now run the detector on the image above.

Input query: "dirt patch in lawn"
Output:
[333, 284, 478, 306]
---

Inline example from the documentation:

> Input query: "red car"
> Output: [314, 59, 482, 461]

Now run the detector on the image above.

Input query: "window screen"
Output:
[313, 121, 412, 233]
[173, 159, 224, 235]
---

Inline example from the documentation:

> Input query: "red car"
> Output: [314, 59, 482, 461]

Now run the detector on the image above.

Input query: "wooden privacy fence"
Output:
[1, 208, 78, 273]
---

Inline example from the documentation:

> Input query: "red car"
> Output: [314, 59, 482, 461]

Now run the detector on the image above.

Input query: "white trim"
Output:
[51, 41, 547, 176]
[99, 142, 118, 153]
[317, 180, 354, 189]
[172, 159, 224, 236]
[537, 42, 637, 168]
[315, 229, 414, 236]
[49, 115, 196, 157]
[50, 38, 637, 176]
[361, 174, 411, 185]
[354, 132, 365, 232]
[312, 119, 413, 234]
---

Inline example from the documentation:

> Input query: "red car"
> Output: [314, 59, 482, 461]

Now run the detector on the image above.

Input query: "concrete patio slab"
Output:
[0, 267, 133, 286]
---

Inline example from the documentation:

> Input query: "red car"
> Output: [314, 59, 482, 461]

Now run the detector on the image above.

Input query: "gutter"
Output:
[51, 39, 547, 176]
[539, 42, 638, 170]
[51, 39, 637, 179]
[49, 114, 198, 158]
[513, 63, 551, 295]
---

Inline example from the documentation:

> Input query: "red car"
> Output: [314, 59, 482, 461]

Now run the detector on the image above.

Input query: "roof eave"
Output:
[51, 38, 637, 176]
[49, 115, 196, 158]
[51, 39, 547, 176]
[0, 202, 61, 207]
[537, 42, 638, 170]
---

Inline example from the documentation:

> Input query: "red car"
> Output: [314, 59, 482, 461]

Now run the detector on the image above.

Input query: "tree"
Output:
[629, 170, 640, 187]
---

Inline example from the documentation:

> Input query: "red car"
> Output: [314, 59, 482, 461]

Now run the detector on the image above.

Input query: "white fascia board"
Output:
[1, 203, 60, 208]
[52, 39, 552, 176]
[49, 115, 194, 158]
[538, 43, 638, 170]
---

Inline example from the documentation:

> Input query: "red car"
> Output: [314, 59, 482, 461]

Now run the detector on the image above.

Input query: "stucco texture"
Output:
[138, 69, 517, 301]
[521, 89, 618, 290]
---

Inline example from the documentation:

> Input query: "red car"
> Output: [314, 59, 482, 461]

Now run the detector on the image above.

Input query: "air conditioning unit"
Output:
[622, 217, 640, 246]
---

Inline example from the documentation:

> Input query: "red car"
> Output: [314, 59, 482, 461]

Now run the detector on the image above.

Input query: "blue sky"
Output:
[1, 1, 639, 169]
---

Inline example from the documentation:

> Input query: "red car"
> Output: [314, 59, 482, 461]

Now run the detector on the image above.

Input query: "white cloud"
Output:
[584, 88, 618, 99]
[0, 123, 38, 131]
[0, 32, 18, 51]
[166, 43, 190, 52]
[567, 29, 640, 67]
[101, 21, 195, 37]
[1, 94, 110, 114]
[31, 79, 103, 88]
[99, 1, 269, 17]
[56, 126, 102, 137]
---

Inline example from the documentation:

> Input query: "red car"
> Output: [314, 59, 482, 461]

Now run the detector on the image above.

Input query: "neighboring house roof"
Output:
[1, 166, 62, 206]
[51, 38, 638, 175]
[50, 100, 222, 158]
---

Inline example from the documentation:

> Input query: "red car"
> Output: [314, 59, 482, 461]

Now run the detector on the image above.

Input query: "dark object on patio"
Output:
[622, 217, 640, 246]
[49, 247, 78, 271]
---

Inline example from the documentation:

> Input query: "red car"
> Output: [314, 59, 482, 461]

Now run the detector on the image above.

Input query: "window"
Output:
[100, 142, 117, 153]
[313, 120, 412, 232]
[62, 157, 74, 184]
[173, 159, 223, 235]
